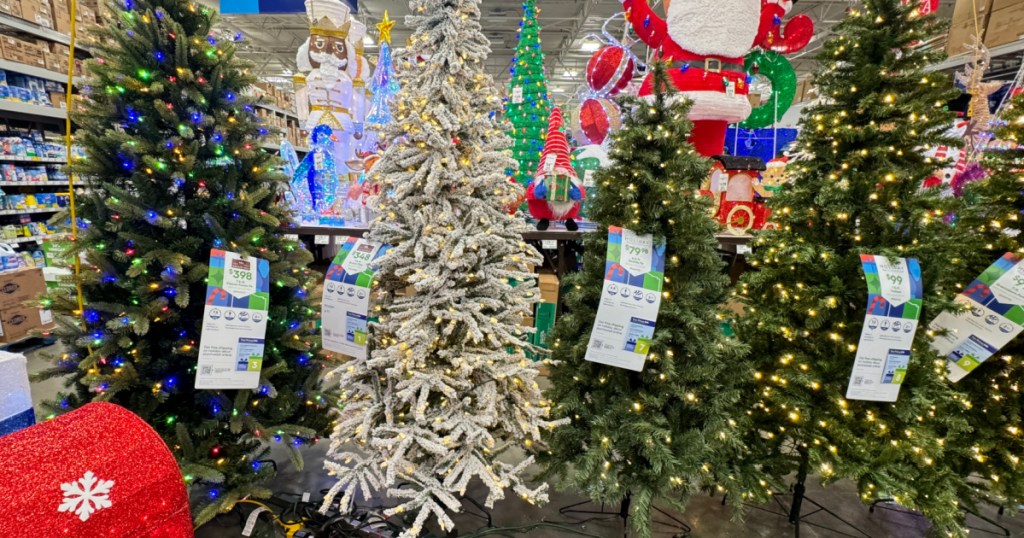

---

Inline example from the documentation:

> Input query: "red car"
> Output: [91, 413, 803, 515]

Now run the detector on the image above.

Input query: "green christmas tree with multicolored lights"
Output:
[33, 0, 329, 524]
[505, 0, 551, 191]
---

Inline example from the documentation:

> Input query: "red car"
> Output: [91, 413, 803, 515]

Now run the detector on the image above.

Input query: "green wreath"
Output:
[740, 50, 797, 130]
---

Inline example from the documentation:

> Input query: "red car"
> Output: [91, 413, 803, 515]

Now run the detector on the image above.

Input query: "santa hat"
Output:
[535, 107, 577, 180]
[766, 156, 788, 169]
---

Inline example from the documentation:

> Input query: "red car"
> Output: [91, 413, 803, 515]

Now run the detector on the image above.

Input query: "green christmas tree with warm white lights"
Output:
[505, 0, 551, 191]
[733, 0, 979, 534]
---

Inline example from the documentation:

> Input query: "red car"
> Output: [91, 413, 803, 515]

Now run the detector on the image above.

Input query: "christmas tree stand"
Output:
[746, 447, 870, 538]
[869, 499, 1010, 536]
[557, 492, 692, 538]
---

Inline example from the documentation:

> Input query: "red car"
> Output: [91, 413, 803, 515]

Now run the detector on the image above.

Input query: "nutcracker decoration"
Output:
[527, 108, 586, 231]
[293, 0, 370, 172]
[622, 0, 814, 156]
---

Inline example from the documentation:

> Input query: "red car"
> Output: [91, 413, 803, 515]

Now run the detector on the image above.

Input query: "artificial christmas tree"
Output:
[733, 0, 974, 533]
[540, 63, 758, 538]
[939, 92, 1024, 513]
[320, 0, 562, 535]
[505, 0, 552, 190]
[34, 0, 328, 524]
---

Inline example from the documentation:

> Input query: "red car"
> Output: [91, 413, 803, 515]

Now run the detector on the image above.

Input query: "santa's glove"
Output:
[569, 184, 582, 201]
[760, 0, 814, 53]
[763, 0, 793, 14]
[534, 180, 548, 200]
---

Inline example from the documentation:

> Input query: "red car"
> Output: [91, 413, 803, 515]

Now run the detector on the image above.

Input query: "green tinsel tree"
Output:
[540, 63, 759, 538]
[733, 0, 978, 534]
[945, 92, 1024, 511]
[34, 0, 329, 524]
[505, 0, 551, 191]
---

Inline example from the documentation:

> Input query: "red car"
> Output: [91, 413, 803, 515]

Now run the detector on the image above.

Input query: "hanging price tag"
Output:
[543, 154, 557, 173]
[322, 238, 388, 360]
[314, 235, 330, 245]
[511, 86, 524, 104]
[222, 251, 257, 299]
[541, 240, 557, 250]
[583, 169, 596, 187]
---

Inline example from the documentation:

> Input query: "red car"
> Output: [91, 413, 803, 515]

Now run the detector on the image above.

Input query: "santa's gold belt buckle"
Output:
[704, 58, 722, 73]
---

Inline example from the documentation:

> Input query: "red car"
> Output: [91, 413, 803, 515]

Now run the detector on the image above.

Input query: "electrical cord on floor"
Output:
[233, 488, 614, 538]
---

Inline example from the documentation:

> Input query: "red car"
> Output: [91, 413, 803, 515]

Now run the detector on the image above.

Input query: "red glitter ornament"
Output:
[569, 98, 622, 146]
[0, 403, 191, 537]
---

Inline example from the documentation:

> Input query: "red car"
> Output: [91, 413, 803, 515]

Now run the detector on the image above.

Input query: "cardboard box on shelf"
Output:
[532, 302, 557, 350]
[0, 0, 20, 17]
[985, 1, 1024, 48]
[0, 267, 46, 311]
[947, 0, 994, 54]
[0, 304, 52, 343]
[537, 271, 558, 304]
[20, 0, 53, 29]
[48, 91, 64, 108]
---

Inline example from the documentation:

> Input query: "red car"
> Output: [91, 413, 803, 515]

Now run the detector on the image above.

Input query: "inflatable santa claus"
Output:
[527, 107, 586, 231]
[623, 0, 813, 156]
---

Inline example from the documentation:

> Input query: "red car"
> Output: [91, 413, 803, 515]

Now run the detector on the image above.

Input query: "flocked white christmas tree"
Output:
[320, 0, 563, 535]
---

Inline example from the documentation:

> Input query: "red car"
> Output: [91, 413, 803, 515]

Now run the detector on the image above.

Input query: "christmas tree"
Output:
[505, 0, 551, 191]
[365, 11, 399, 129]
[320, 0, 562, 535]
[34, 0, 328, 524]
[943, 93, 1024, 511]
[540, 62, 758, 538]
[733, 0, 976, 533]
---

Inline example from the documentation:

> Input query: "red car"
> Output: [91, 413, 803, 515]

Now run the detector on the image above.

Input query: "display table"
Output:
[286, 225, 754, 281]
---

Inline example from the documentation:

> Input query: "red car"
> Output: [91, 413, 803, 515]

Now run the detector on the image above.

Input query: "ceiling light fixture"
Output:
[580, 42, 600, 52]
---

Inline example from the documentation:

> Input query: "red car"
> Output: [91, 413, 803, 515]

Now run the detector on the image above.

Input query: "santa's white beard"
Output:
[548, 201, 576, 219]
[311, 50, 348, 71]
[667, 0, 761, 59]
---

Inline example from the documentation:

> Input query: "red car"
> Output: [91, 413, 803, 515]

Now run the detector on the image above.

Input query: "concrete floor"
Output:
[22, 343, 1024, 537]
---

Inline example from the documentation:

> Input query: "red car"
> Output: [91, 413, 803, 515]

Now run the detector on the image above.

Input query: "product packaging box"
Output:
[0, 0, 20, 17]
[0, 304, 52, 343]
[985, 0, 1024, 48]
[947, 0, 994, 55]
[0, 267, 45, 311]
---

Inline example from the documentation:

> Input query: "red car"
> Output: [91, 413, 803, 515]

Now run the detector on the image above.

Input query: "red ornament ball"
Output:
[586, 45, 634, 96]
[570, 98, 622, 146]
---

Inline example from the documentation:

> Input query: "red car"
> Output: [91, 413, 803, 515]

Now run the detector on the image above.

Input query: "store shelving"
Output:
[0, 180, 68, 185]
[0, 207, 59, 215]
[255, 102, 299, 120]
[0, 12, 82, 50]
[0, 58, 69, 83]
[4, 233, 64, 244]
[0, 100, 66, 120]
[262, 142, 310, 153]
[0, 157, 65, 164]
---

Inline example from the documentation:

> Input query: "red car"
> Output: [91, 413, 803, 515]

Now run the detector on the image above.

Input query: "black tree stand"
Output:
[869, 498, 1011, 536]
[557, 492, 692, 538]
[745, 446, 871, 538]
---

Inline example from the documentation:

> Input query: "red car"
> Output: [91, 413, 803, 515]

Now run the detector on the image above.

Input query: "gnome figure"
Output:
[623, 0, 813, 157]
[527, 107, 586, 231]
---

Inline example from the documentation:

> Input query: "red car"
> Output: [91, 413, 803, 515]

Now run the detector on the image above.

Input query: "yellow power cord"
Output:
[236, 500, 306, 538]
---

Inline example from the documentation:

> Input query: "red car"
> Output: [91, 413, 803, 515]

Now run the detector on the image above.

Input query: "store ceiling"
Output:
[204, 0, 965, 105]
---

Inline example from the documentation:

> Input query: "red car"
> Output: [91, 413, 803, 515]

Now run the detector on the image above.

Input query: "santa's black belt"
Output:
[675, 58, 745, 74]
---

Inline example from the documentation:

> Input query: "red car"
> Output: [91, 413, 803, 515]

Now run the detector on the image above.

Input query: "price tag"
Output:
[301, 491, 311, 503]
[314, 151, 325, 171]
[737, 244, 752, 255]
[541, 240, 557, 250]
[725, 80, 736, 98]
[241, 507, 269, 536]
[543, 154, 557, 173]
[315, 235, 330, 245]
[583, 169, 596, 187]
[511, 86, 523, 104]
[340, 239, 382, 274]
[223, 251, 257, 299]
[283, 234, 299, 241]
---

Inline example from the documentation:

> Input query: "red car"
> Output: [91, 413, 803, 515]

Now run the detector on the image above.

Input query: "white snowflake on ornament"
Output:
[58, 471, 114, 522]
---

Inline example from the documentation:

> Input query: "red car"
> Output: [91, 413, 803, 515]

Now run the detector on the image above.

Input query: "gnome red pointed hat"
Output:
[535, 107, 577, 181]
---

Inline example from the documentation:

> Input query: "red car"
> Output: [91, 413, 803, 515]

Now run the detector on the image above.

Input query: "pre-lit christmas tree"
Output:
[505, 0, 551, 190]
[540, 62, 758, 538]
[34, 0, 328, 524]
[320, 0, 562, 535]
[947, 93, 1024, 510]
[733, 0, 975, 533]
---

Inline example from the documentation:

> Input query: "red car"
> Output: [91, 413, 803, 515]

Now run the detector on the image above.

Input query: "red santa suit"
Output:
[623, 0, 813, 157]
[526, 107, 586, 230]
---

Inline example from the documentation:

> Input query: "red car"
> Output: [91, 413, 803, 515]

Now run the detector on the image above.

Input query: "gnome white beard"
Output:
[666, 0, 761, 59]
[548, 200, 576, 219]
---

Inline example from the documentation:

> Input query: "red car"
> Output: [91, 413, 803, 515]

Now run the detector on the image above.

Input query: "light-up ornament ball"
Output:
[586, 45, 634, 96]
[570, 98, 621, 146]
